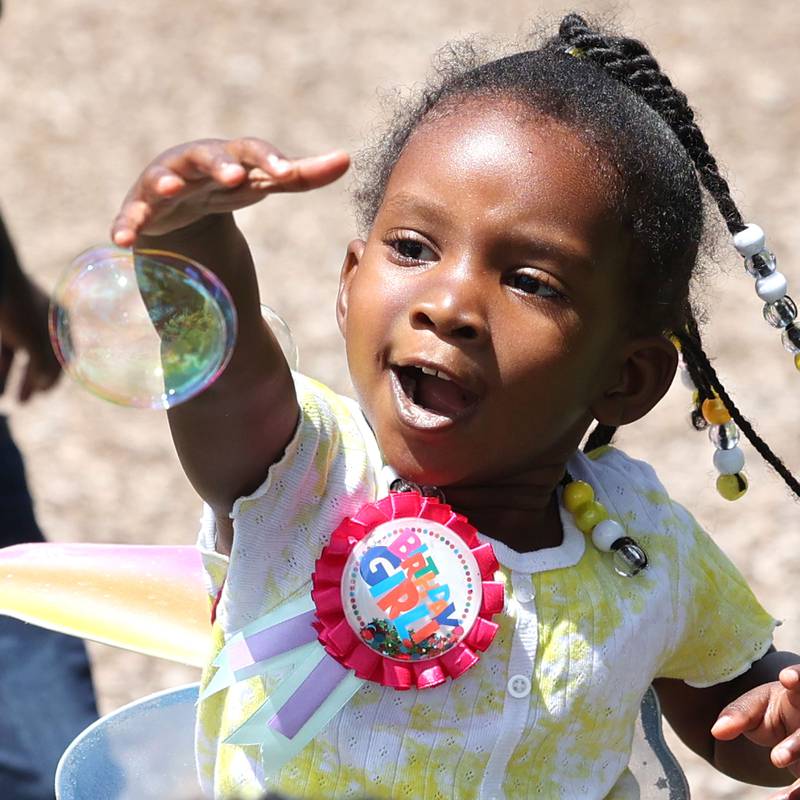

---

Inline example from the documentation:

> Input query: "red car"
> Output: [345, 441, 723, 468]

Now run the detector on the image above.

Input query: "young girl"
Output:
[111, 13, 800, 800]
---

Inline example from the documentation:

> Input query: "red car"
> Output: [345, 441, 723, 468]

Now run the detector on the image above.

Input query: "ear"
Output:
[336, 239, 366, 338]
[590, 336, 678, 427]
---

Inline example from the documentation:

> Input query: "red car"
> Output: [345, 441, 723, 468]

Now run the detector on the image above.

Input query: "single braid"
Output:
[682, 315, 715, 396]
[560, 14, 800, 498]
[558, 14, 744, 236]
[674, 327, 800, 499]
[583, 422, 617, 454]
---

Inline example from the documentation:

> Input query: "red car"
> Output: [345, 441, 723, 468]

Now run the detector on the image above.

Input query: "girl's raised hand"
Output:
[110, 138, 350, 247]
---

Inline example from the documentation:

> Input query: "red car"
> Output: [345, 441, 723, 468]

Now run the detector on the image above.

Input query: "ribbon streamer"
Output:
[205, 491, 503, 772]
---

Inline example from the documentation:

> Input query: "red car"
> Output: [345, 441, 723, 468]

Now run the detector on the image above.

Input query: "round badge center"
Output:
[342, 517, 482, 662]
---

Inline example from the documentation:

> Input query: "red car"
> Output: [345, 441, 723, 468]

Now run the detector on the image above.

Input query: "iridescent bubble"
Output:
[261, 304, 299, 372]
[49, 246, 237, 409]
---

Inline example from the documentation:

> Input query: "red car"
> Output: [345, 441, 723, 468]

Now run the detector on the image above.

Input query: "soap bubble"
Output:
[49, 246, 237, 409]
[261, 304, 299, 373]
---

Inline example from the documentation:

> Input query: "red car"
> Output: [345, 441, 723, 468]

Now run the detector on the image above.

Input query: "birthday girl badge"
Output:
[203, 490, 503, 768]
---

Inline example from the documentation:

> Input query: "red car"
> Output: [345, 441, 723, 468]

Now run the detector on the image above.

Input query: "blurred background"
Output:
[0, 1, 797, 797]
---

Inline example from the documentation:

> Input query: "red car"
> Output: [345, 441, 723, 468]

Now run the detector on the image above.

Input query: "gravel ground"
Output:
[1, 1, 798, 797]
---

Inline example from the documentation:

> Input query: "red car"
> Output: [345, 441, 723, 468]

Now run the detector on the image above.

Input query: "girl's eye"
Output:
[386, 235, 437, 264]
[509, 271, 563, 300]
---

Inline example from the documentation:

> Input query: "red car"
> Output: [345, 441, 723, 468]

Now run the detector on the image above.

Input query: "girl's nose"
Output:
[408, 272, 488, 342]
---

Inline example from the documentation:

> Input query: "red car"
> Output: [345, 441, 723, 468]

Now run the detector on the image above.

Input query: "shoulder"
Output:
[569, 445, 676, 513]
[577, 444, 666, 493]
[567, 445, 697, 548]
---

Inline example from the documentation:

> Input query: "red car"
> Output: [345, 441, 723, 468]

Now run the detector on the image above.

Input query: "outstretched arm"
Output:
[110, 139, 349, 551]
[655, 648, 800, 796]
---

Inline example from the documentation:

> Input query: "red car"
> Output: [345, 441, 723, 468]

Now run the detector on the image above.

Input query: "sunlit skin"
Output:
[337, 98, 676, 551]
[108, 100, 800, 795]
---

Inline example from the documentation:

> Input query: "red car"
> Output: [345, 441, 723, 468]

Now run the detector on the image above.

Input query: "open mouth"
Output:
[390, 364, 480, 429]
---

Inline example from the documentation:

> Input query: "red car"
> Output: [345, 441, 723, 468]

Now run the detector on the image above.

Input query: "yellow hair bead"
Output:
[795, 353, 800, 371]
[563, 481, 594, 514]
[668, 334, 682, 352]
[564, 45, 586, 59]
[716, 472, 748, 501]
[691, 390, 699, 405]
[574, 500, 609, 534]
[701, 397, 731, 425]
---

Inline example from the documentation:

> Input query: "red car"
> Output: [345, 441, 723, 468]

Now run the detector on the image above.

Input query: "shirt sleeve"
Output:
[196, 372, 383, 633]
[657, 502, 777, 688]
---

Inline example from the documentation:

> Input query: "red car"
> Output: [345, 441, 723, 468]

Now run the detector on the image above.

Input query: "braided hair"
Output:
[353, 14, 800, 498]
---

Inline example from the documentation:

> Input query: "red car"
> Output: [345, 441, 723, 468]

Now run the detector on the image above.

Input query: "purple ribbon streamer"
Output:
[266, 656, 351, 739]
[231, 610, 318, 671]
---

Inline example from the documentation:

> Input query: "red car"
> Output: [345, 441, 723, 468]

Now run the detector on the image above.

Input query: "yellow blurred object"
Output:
[0, 543, 210, 666]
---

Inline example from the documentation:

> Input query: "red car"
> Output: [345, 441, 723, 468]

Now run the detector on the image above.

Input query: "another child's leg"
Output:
[0, 416, 98, 800]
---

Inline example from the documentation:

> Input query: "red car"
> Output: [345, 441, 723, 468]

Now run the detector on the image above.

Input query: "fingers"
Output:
[766, 774, 800, 800]
[711, 685, 772, 742]
[245, 149, 351, 193]
[773, 728, 800, 771]
[781, 666, 800, 704]
[112, 199, 153, 248]
[111, 138, 350, 246]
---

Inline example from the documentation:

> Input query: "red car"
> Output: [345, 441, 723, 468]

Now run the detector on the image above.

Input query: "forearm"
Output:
[137, 213, 298, 517]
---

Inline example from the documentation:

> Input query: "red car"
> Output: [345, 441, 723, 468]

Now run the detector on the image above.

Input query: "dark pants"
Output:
[0, 416, 98, 800]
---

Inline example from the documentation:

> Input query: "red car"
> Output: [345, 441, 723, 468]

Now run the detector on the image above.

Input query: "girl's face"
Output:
[338, 98, 647, 487]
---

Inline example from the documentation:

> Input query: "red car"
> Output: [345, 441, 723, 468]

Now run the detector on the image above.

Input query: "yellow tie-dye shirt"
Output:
[195, 373, 776, 799]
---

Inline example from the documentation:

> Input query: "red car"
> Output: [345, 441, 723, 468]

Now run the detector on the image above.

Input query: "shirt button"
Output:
[507, 674, 531, 698]
[515, 584, 534, 603]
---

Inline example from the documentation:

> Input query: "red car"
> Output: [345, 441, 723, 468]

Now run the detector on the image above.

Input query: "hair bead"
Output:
[763, 297, 798, 329]
[755, 272, 789, 303]
[611, 539, 649, 577]
[562, 476, 647, 576]
[713, 446, 745, 475]
[563, 480, 594, 513]
[731, 223, 799, 364]
[732, 223, 766, 258]
[679, 365, 695, 390]
[781, 323, 800, 353]
[573, 500, 608, 534]
[744, 250, 777, 278]
[591, 518, 625, 552]
[716, 472, 749, 501]
[708, 421, 740, 450]
[701, 397, 731, 425]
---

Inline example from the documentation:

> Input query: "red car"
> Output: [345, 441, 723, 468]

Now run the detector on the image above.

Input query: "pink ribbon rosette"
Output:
[314, 490, 504, 689]
[203, 490, 504, 769]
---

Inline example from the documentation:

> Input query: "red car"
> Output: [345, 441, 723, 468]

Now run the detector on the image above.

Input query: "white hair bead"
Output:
[591, 518, 625, 552]
[733, 223, 765, 258]
[713, 446, 745, 475]
[755, 272, 789, 303]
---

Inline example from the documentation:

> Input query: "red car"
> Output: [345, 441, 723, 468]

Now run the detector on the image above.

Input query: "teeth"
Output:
[418, 366, 452, 381]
